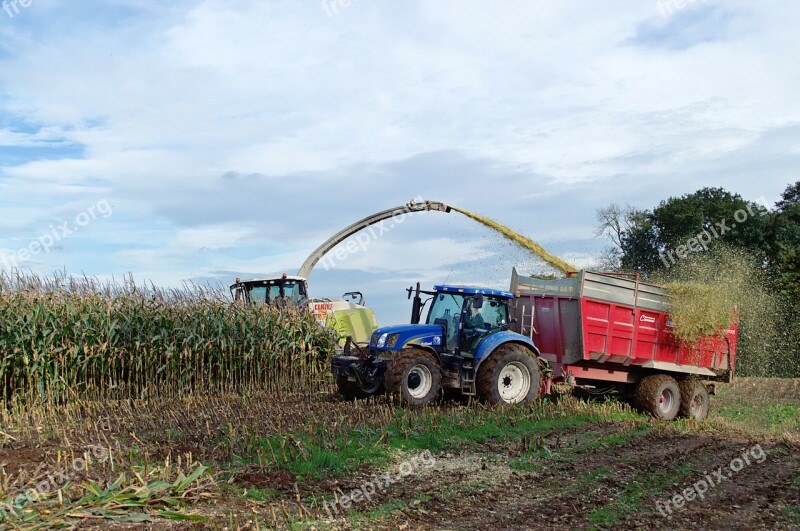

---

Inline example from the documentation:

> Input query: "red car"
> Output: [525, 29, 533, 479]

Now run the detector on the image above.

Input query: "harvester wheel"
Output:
[335, 377, 384, 401]
[678, 379, 710, 421]
[476, 344, 540, 405]
[634, 374, 681, 420]
[385, 348, 442, 406]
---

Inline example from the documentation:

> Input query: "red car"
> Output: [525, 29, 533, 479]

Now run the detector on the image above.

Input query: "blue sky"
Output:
[1, 0, 798, 324]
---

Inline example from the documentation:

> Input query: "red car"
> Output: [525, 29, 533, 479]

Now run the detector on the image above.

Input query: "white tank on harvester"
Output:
[229, 199, 452, 347]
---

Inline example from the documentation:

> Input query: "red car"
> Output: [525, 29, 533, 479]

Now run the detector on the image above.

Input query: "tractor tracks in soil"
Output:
[327, 423, 800, 531]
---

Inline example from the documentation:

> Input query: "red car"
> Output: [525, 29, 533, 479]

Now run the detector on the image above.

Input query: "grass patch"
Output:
[716, 397, 800, 435]
[585, 464, 694, 526]
[510, 423, 652, 473]
[258, 434, 389, 481]
[252, 402, 637, 482]
[388, 410, 599, 453]
[223, 484, 280, 502]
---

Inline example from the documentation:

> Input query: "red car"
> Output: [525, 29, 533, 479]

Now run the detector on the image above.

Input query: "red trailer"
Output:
[510, 269, 737, 421]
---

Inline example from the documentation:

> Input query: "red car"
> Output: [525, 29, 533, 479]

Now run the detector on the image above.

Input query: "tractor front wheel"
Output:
[477, 345, 541, 405]
[634, 374, 681, 420]
[385, 349, 442, 406]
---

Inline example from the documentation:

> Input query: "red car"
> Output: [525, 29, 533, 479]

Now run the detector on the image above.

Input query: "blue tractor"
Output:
[331, 283, 545, 406]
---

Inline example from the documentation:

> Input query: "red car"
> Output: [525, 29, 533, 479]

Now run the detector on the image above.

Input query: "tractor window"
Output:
[478, 298, 508, 331]
[460, 296, 509, 355]
[426, 293, 464, 351]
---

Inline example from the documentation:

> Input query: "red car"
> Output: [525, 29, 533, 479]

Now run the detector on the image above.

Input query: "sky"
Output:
[1, 0, 798, 324]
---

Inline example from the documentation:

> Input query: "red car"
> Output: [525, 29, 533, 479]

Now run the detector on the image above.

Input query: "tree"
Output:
[771, 181, 800, 301]
[594, 204, 651, 272]
[650, 187, 772, 265]
[595, 187, 774, 276]
[776, 181, 800, 210]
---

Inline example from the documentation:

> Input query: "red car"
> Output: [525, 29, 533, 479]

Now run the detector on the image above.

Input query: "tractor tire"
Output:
[385, 348, 442, 407]
[476, 344, 540, 405]
[634, 374, 681, 420]
[335, 377, 384, 401]
[679, 379, 710, 421]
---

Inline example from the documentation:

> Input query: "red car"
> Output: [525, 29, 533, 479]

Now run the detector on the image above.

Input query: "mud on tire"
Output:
[476, 344, 541, 405]
[634, 374, 681, 420]
[385, 348, 442, 407]
[678, 379, 710, 421]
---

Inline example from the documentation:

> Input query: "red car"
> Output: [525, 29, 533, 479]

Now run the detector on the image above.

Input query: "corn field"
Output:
[0, 271, 337, 407]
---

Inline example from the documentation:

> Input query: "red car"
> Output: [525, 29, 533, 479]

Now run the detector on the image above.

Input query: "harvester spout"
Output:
[297, 199, 451, 278]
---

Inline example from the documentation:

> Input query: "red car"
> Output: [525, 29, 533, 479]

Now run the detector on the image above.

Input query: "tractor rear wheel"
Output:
[336, 377, 384, 401]
[385, 348, 442, 406]
[634, 374, 681, 420]
[678, 379, 710, 421]
[476, 345, 540, 405]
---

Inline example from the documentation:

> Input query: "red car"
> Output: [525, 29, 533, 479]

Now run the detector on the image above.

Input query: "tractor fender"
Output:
[398, 344, 442, 367]
[473, 332, 541, 368]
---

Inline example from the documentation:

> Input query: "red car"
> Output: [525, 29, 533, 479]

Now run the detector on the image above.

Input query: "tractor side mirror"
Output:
[473, 293, 484, 309]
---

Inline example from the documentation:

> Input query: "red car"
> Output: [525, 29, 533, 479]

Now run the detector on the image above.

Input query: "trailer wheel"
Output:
[477, 344, 540, 405]
[385, 348, 442, 407]
[634, 374, 681, 420]
[336, 377, 384, 401]
[679, 379, 710, 421]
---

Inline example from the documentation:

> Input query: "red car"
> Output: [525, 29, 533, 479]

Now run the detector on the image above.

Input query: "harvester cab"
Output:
[332, 283, 543, 406]
[230, 274, 308, 308]
[230, 275, 378, 348]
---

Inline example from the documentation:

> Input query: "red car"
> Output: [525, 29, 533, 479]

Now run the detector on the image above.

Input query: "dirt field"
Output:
[0, 378, 798, 530]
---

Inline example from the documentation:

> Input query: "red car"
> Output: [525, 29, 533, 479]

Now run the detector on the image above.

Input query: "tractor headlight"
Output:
[387, 333, 400, 348]
[376, 333, 389, 348]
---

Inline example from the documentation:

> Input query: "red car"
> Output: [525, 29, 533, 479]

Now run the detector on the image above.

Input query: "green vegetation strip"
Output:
[1, 465, 213, 528]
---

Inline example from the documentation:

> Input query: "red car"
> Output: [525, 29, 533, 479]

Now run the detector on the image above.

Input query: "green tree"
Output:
[770, 181, 800, 300]
[596, 187, 774, 276]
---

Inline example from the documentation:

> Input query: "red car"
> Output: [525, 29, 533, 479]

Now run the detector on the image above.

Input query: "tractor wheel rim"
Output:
[407, 365, 432, 399]
[498, 361, 531, 403]
[658, 388, 674, 414]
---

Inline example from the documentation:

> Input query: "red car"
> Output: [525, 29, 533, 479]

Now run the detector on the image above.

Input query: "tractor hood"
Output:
[369, 324, 443, 350]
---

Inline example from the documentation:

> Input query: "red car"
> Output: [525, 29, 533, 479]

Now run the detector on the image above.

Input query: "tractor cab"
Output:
[423, 285, 513, 356]
[368, 284, 515, 357]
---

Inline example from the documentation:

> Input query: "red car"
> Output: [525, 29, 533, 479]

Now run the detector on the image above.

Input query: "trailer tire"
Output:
[679, 379, 710, 421]
[477, 344, 540, 405]
[385, 348, 442, 407]
[634, 374, 681, 420]
[336, 377, 384, 401]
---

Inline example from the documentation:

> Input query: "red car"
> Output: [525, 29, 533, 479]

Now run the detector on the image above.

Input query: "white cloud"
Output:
[0, 0, 797, 326]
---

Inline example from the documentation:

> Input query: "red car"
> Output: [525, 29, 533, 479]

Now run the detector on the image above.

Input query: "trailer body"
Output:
[510, 269, 737, 389]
